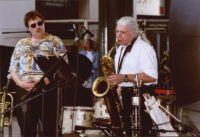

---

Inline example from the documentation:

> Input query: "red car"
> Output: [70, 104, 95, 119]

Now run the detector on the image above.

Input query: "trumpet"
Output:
[0, 86, 14, 137]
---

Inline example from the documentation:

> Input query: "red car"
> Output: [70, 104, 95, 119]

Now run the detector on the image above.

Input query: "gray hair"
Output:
[117, 16, 150, 44]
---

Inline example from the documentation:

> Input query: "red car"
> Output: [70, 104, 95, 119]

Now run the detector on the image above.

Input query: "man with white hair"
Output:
[107, 16, 158, 136]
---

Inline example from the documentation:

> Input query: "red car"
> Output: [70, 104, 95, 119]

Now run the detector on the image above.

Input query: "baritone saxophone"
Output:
[92, 42, 125, 135]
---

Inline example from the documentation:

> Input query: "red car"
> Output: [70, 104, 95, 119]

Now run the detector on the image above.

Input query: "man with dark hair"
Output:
[8, 10, 66, 137]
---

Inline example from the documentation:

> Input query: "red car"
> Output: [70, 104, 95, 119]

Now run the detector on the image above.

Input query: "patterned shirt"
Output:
[8, 33, 66, 81]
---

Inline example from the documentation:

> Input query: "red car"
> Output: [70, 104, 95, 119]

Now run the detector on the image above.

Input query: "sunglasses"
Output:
[30, 21, 44, 28]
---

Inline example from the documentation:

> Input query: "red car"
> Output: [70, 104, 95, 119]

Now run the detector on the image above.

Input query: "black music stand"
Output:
[34, 56, 71, 82]
[33, 55, 71, 137]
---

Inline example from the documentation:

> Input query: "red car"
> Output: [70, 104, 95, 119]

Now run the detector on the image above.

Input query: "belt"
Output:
[121, 85, 156, 92]
[121, 87, 133, 91]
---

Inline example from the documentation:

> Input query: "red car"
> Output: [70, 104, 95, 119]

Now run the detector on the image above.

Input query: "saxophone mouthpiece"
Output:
[115, 40, 119, 44]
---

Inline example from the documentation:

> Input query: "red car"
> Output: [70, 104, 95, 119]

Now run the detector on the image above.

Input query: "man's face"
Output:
[116, 24, 136, 45]
[28, 16, 45, 38]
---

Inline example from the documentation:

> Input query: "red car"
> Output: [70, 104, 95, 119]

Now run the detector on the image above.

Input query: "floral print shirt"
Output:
[8, 33, 66, 80]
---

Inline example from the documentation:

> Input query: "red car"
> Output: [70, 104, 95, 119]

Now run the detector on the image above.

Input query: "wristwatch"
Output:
[124, 74, 129, 82]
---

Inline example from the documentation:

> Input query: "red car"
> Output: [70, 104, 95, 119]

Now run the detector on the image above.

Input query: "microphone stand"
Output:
[131, 74, 142, 137]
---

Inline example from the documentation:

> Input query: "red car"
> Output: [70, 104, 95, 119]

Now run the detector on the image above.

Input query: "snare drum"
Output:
[93, 98, 110, 121]
[62, 106, 94, 134]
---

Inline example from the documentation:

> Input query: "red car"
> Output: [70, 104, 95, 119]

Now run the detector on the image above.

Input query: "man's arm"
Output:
[107, 72, 156, 86]
[126, 72, 156, 83]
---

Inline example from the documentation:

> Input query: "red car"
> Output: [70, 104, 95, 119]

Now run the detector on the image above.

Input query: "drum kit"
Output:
[60, 72, 177, 137]
[61, 88, 179, 137]
[61, 85, 177, 137]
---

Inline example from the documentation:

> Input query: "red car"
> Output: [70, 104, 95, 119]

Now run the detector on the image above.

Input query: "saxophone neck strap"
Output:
[117, 37, 137, 74]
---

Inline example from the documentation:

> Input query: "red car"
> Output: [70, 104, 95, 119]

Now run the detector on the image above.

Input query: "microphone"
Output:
[82, 26, 95, 38]
[67, 28, 74, 32]
[73, 24, 79, 42]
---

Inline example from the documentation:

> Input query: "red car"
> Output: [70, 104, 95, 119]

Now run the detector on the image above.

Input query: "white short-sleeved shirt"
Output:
[115, 36, 158, 87]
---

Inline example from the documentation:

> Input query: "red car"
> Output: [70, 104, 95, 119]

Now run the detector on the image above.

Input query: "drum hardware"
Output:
[75, 125, 123, 137]
[131, 74, 142, 137]
[158, 94, 175, 115]
[155, 89, 175, 103]
[155, 89, 176, 116]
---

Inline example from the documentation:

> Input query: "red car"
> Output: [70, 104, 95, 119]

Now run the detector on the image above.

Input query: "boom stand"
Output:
[131, 74, 142, 137]
[33, 55, 72, 137]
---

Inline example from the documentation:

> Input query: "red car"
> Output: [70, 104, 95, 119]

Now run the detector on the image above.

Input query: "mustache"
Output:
[36, 28, 42, 31]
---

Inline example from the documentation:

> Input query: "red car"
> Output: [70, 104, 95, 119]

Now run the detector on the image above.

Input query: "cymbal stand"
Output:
[131, 74, 142, 137]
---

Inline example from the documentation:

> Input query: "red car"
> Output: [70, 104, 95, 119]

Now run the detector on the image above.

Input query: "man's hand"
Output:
[17, 80, 37, 92]
[10, 72, 39, 92]
[107, 74, 124, 86]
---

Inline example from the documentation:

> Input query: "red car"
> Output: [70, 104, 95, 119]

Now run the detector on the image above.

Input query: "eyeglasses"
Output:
[29, 21, 44, 28]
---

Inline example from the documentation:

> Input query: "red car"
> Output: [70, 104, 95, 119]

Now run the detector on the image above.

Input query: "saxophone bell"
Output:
[92, 77, 110, 97]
